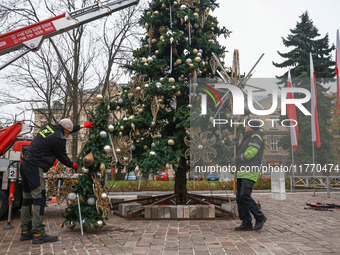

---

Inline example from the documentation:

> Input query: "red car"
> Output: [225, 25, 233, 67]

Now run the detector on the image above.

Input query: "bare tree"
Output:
[0, 0, 144, 160]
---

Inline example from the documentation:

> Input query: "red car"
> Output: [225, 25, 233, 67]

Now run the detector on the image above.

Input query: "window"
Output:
[270, 139, 278, 152]
[269, 118, 278, 129]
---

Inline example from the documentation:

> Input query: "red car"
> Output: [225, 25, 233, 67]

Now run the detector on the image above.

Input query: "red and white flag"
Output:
[336, 29, 340, 116]
[310, 53, 321, 148]
[286, 70, 298, 152]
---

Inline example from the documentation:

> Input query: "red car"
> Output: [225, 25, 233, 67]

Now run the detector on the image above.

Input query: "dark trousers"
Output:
[236, 178, 265, 226]
[20, 161, 46, 234]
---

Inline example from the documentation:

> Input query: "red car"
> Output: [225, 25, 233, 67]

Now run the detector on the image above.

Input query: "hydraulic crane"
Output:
[0, 0, 139, 70]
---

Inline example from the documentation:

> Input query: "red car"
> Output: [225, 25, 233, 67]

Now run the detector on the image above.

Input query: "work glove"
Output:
[72, 163, 78, 170]
[83, 121, 94, 128]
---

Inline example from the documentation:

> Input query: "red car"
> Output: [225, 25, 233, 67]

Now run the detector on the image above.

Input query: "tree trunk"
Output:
[174, 157, 187, 204]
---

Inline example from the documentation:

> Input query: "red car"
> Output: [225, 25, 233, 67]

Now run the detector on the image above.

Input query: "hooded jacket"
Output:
[23, 123, 80, 171]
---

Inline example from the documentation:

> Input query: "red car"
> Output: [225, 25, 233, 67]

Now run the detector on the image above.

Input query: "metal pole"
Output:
[0, 49, 31, 71]
[327, 177, 330, 198]
[291, 146, 295, 193]
[77, 194, 84, 235]
[312, 142, 316, 196]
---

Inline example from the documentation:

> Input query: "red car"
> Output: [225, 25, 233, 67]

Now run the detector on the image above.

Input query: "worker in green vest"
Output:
[232, 120, 267, 231]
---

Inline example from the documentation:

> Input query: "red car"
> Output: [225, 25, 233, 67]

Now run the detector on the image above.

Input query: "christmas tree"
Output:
[273, 11, 335, 165]
[63, 0, 233, 227]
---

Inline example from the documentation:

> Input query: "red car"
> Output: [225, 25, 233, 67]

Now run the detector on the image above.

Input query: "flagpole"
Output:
[291, 146, 295, 193]
[312, 142, 316, 196]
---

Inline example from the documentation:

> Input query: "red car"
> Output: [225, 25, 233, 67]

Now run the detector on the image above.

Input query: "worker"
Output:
[20, 118, 94, 244]
[232, 120, 267, 231]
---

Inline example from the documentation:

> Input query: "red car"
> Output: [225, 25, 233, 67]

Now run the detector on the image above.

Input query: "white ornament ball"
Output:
[180, 4, 187, 10]
[198, 144, 204, 150]
[97, 220, 103, 228]
[156, 82, 162, 88]
[96, 94, 103, 101]
[118, 98, 124, 105]
[150, 151, 156, 156]
[99, 131, 107, 139]
[67, 193, 77, 201]
[87, 197, 95, 206]
[186, 58, 192, 64]
[104, 145, 111, 153]
[101, 193, 108, 199]
[108, 124, 114, 132]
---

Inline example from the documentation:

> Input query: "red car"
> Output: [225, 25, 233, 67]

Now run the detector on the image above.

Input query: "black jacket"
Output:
[23, 123, 80, 172]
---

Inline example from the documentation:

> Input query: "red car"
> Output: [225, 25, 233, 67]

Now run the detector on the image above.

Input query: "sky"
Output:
[214, 0, 340, 78]
[1, 0, 339, 122]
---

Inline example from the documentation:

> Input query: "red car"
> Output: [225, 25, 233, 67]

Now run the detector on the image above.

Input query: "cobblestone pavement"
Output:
[1, 192, 340, 255]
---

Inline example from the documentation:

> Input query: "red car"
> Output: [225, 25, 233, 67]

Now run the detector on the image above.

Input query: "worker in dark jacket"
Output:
[233, 120, 267, 231]
[20, 118, 93, 244]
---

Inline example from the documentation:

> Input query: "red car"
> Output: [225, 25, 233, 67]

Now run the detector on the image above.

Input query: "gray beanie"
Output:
[59, 118, 73, 132]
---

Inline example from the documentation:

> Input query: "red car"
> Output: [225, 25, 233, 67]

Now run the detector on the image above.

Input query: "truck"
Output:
[0, 122, 32, 219]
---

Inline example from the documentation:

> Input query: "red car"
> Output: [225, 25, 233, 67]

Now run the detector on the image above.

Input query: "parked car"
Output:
[207, 172, 219, 181]
[125, 171, 137, 181]
[156, 172, 169, 181]
[188, 174, 203, 181]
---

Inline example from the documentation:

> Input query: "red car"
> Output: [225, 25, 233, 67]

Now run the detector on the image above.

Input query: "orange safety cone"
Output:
[50, 197, 58, 203]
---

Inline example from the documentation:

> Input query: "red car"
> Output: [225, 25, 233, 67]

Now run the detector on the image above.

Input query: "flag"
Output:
[310, 53, 321, 148]
[336, 29, 340, 116]
[286, 70, 298, 152]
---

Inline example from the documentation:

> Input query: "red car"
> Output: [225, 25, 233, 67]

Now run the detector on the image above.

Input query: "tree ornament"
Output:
[67, 221, 76, 229]
[160, 77, 165, 82]
[101, 192, 108, 199]
[154, 10, 159, 15]
[162, 3, 166, 8]
[104, 145, 111, 153]
[150, 151, 156, 156]
[83, 151, 94, 168]
[169, 77, 175, 83]
[186, 58, 192, 64]
[118, 98, 124, 105]
[156, 82, 162, 88]
[176, 59, 182, 65]
[99, 163, 106, 175]
[97, 220, 103, 228]
[87, 197, 96, 206]
[175, 91, 181, 96]
[193, 49, 198, 55]
[187, 104, 192, 109]
[193, 13, 199, 18]
[168, 139, 175, 146]
[195, 56, 201, 63]
[151, 142, 156, 147]
[120, 126, 124, 131]
[82, 168, 89, 174]
[145, 22, 149, 29]
[159, 26, 166, 33]
[160, 35, 165, 41]
[180, 5, 187, 10]
[105, 168, 111, 175]
[99, 131, 107, 139]
[115, 148, 121, 153]
[96, 94, 103, 101]
[155, 50, 159, 54]
[67, 193, 77, 201]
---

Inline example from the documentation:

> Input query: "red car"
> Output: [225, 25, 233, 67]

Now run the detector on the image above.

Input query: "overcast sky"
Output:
[1, 0, 339, 122]
[214, 0, 339, 79]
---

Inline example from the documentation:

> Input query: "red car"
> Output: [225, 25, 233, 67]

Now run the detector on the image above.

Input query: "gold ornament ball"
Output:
[171, 85, 176, 89]
[187, 104, 192, 109]
[147, 11, 151, 15]
[96, 94, 103, 101]
[181, 74, 184, 78]
[162, 3, 166, 8]
[188, 63, 194, 68]
[193, 13, 199, 18]
[211, 27, 215, 31]
[120, 126, 124, 131]
[169, 77, 175, 83]
[176, 59, 182, 65]
[138, 108, 144, 114]
[99, 163, 105, 172]
[152, 38, 157, 44]
[155, 50, 159, 54]
[194, 7, 200, 12]
[193, 49, 198, 55]
[158, 98, 163, 104]
[159, 26, 166, 33]
[160, 35, 165, 41]
[195, 56, 201, 63]
[175, 91, 181, 96]
[143, 145, 149, 150]
[168, 139, 175, 146]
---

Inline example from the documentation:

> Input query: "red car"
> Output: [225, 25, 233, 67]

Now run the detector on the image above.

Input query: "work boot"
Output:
[20, 231, 34, 241]
[234, 224, 253, 231]
[32, 233, 58, 244]
[254, 216, 267, 231]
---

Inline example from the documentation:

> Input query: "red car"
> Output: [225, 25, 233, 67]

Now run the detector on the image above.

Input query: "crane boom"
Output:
[0, 0, 139, 57]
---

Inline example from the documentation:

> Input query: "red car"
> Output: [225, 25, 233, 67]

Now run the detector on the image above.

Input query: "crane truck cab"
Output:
[0, 123, 32, 218]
